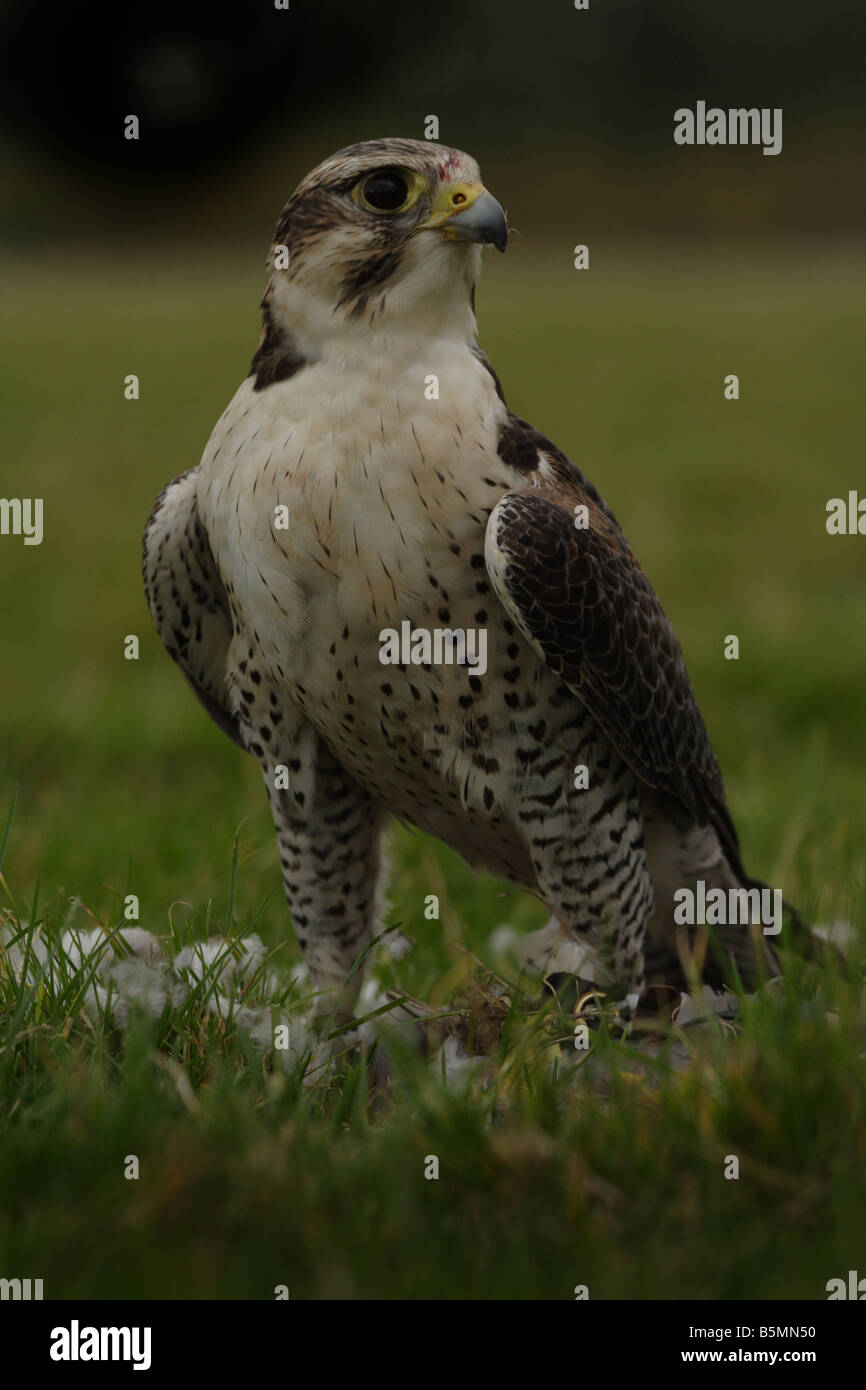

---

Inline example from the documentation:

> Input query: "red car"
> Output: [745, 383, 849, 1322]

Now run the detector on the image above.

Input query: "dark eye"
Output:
[361, 169, 409, 211]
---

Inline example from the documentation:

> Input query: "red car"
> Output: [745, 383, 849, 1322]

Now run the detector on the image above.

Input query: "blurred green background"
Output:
[0, 0, 864, 1302]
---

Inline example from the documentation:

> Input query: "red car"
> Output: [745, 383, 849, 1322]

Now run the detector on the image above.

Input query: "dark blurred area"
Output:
[0, 0, 863, 245]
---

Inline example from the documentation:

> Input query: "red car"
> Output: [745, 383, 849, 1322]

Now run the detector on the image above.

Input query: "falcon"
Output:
[143, 137, 799, 1026]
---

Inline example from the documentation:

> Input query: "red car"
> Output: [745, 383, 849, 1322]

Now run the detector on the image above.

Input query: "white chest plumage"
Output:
[198, 340, 553, 870]
[199, 343, 508, 688]
[195, 336, 587, 879]
[214, 342, 505, 578]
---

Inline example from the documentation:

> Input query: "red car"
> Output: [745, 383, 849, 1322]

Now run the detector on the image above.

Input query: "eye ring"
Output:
[358, 168, 410, 213]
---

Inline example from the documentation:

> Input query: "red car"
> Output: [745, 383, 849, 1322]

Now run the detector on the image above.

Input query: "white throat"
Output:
[269, 235, 482, 370]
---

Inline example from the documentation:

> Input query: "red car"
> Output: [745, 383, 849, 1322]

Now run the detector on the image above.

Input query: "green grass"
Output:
[1, 245, 865, 1299]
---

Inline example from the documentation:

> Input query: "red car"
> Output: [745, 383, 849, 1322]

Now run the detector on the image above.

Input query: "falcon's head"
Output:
[252, 138, 507, 384]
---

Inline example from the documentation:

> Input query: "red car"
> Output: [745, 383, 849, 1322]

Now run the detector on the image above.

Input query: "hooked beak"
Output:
[418, 182, 508, 253]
